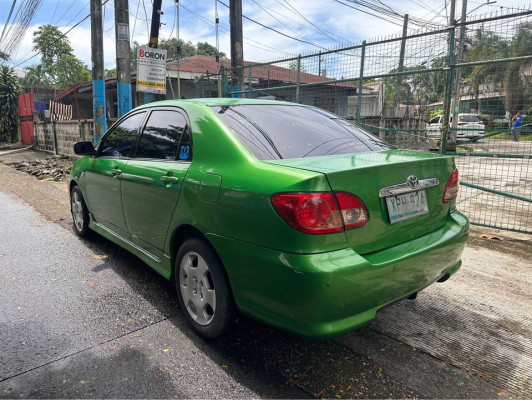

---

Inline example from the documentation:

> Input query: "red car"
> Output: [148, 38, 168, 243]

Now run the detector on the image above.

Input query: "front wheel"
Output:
[70, 186, 90, 237]
[175, 239, 235, 339]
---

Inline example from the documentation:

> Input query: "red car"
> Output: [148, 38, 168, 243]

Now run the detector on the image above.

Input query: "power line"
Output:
[0, 0, 18, 46]
[217, 0, 329, 50]
[280, 0, 344, 45]
[179, 2, 292, 55]
[51, 0, 60, 23]
[333, 0, 403, 27]
[11, 0, 110, 68]
[248, 0, 310, 43]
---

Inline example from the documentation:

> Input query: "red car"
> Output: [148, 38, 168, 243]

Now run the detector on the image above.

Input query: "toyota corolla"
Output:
[69, 98, 469, 339]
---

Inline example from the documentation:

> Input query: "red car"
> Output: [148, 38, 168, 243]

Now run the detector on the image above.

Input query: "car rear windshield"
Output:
[459, 115, 481, 123]
[212, 104, 391, 160]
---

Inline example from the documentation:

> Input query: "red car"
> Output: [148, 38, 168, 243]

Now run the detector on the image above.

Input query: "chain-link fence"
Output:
[194, 7, 532, 234]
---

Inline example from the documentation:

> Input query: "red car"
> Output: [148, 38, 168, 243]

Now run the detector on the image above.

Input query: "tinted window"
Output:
[99, 112, 146, 157]
[136, 110, 188, 160]
[212, 104, 390, 160]
[430, 116, 441, 124]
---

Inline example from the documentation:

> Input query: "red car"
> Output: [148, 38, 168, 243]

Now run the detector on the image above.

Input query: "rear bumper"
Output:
[208, 211, 469, 338]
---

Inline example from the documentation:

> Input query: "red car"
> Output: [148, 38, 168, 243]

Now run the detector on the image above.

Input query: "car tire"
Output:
[70, 185, 90, 237]
[175, 239, 235, 339]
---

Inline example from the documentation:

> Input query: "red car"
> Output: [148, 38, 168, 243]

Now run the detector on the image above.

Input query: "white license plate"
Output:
[386, 190, 429, 224]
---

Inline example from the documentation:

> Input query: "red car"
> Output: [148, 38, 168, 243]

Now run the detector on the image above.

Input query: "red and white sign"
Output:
[136, 46, 167, 94]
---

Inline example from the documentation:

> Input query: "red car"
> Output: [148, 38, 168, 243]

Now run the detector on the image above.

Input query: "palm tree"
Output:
[503, 22, 532, 116]
[0, 66, 20, 143]
[22, 64, 51, 89]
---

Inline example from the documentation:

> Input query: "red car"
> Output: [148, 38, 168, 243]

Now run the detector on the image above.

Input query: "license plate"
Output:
[386, 190, 429, 224]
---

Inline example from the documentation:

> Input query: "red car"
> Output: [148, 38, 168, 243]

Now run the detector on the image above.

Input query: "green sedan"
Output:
[69, 98, 469, 339]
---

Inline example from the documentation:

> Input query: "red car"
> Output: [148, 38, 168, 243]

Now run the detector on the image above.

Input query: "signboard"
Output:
[117, 23, 129, 41]
[136, 46, 167, 94]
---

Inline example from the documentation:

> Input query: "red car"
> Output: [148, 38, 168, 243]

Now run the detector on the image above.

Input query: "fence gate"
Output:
[17, 91, 35, 145]
[216, 7, 532, 234]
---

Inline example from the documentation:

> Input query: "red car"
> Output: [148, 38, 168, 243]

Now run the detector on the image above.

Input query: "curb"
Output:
[0, 145, 34, 157]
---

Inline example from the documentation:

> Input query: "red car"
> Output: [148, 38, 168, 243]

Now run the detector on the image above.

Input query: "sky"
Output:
[0, 0, 529, 74]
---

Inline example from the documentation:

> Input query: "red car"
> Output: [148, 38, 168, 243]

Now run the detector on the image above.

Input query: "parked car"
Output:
[70, 99, 469, 339]
[426, 113, 484, 139]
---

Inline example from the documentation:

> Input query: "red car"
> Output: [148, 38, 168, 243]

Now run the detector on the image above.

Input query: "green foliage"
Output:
[105, 68, 117, 79]
[0, 66, 21, 143]
[288, 60, 307, 72]
[503, 22, 532, 115]
[0, 51, 9, 61]
[32, 24, 90, 88]
[21, 64, 51, 90]
[428, 108, 443, 120]
[196, 42, 226, 58]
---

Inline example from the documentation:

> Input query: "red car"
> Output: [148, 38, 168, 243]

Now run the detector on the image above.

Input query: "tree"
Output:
[32, 24, 90, 87]
[159, 38, 196, 61]
[21, 64, 51, 90]
[464, 28, 508, 113]
[196, 42, 226, 58]
[0, 66, 20, 143]
[0, 51, 9, 61]
[105, 68, 117, 78]
[288, 60, 307, 72]
[54, 54, 91, 88]
[503, 22, 532, 115]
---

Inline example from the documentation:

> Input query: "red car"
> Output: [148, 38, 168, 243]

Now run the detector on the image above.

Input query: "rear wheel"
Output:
[70, 186, 90, 237]
[175, 239, 235, 339]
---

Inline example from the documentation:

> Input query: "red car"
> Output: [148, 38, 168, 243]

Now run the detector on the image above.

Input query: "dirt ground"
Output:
[1, 150, 531, 398]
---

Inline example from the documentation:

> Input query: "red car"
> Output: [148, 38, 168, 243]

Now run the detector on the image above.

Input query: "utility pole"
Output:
[90, 0, 106, 144]
[449, 0, 467, 150]
[144, 0, 163, 104]
[441, 0, 456, 153]
[229, 0, 244, 97]
[394, 14, 409, 117]
[115, 0, 132, 117]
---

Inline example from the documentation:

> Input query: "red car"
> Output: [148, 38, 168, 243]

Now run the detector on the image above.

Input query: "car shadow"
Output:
[73, 232, 418, 399]
[60, 227, 527, 399]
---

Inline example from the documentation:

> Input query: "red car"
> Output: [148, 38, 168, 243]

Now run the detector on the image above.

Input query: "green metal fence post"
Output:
[296, 55, 301, 103]
[356, 40, 366, 125]
[441, 27, 455, 154]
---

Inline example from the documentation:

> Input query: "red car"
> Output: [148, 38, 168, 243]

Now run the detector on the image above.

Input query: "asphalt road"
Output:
[0, 160, 531, 399]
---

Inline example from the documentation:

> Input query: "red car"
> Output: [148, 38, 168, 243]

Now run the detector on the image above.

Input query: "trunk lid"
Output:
[266, 149, 456, 254]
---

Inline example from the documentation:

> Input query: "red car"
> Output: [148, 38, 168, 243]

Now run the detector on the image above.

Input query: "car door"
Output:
[426, 115, 442, 138]
[120, 108, 192, 258]
[84, 111, 147, 238]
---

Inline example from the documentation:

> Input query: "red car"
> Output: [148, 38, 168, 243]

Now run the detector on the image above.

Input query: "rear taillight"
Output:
[271, 192, 368, 234]
[335, 192, 369, 229]
[443, 169, 459, 203]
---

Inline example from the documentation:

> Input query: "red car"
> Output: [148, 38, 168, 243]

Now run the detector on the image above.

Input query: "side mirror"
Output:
[74, 141, 95, 155]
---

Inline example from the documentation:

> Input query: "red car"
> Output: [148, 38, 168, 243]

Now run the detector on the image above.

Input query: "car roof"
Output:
[136, 98, 298, 109]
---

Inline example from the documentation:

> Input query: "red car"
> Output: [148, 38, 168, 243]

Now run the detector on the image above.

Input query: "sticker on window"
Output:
[179, 145, 190, 160]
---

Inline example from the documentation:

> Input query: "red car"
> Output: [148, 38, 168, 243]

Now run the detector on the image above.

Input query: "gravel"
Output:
[1, 155, 74, 182]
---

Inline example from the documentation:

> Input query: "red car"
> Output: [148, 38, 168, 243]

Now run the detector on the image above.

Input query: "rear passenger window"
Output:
[135, 110, 188, 160]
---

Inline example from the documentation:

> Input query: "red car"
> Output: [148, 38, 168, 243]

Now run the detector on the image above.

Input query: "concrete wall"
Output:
[35, 120, 94, 156]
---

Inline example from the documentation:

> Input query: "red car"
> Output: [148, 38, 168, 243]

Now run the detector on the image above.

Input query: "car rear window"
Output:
[459, 115, 481, 123]
[212, 104, 390, 160]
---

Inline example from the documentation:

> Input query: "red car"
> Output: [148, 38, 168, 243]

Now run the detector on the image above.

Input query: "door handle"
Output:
[161, 175, 179, 184]
[111, 169, 122, 178]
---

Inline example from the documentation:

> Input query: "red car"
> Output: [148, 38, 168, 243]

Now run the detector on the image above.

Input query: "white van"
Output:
[426, 113, 484, 139]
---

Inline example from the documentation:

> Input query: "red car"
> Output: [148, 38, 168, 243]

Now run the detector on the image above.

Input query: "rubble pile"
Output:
[3, 155, 74, 182]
